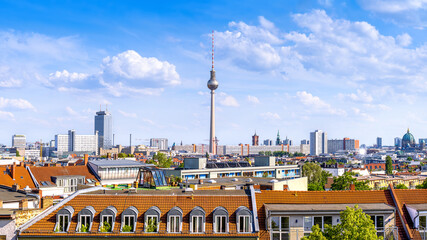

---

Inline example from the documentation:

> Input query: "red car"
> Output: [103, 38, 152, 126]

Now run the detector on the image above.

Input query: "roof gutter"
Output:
[26, 166, 39, 188]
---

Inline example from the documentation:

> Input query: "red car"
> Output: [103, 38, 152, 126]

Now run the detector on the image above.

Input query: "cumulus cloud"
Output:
[396, 33, 412, 46]
[296, 91, 346, 116]
[218, 92, 239, 107]
[0, 110, 14, 119]
[247, 95, 260, 104]
[48, 50, 180, 96]
[260, 112, 281, 120]
[339, 90, 373, 103]
[0, 97, 36, 111]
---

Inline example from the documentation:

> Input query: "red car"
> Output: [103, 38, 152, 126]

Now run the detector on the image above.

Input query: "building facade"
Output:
[327, 138, 360, 153]
[150, 138, 168, 150]
[377, 137, 382, 148]
[55, 130, 98, 154]
[252, 132, 259, 146]
[94, 110, 113, 150]
[12, 134, 26, 148]
[310, 130, 327, 156]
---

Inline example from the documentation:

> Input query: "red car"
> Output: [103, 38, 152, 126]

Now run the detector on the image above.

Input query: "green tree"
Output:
[258, 151, 265, 156]
[394, 183, 408, 189]
[416, 179, 427, 189]
[153, 152, 172, 168]
[15, 150, 20, 157]
[303, 205, 382, 240]
[205, 152, 209, 159]
[118, 153, 126, 158]
[302, 162, 331, 191]
[331, 172, 370, 190]
[407, 156, 413, 161]
[325, 159, 337, 165]
[385, 156, 393, 175]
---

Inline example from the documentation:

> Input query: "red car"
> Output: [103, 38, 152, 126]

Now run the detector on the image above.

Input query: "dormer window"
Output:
[76, 206, 95, 232]
[145, 206, 161, 233]
[189, 206, 205, 233]
[236, 206, 252, 233]
[213, 206, 229, 233]
[167, 207, 183, 233]
[99, 206, 117, 233]
[55, 206, 74, 233]
[121, 206, 138, 233]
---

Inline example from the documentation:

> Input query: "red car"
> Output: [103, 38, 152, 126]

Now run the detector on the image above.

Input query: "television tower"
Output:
[207, 30, 218, 155]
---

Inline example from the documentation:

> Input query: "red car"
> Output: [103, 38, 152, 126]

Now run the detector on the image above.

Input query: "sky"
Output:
[0, 0, 427, 147]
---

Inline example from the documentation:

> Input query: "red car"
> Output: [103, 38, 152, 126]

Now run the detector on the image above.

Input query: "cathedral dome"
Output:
[402, 129, 415, 148]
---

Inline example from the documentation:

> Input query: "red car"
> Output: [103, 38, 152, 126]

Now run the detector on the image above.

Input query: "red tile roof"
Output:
[0, 165, 35, 188]
[28, 165, 98, 185]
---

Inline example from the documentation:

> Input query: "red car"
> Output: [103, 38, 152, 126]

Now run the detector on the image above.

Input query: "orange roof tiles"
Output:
[28, 165, 98, 185]
[21, 193, 254, 237]
[0, 165, 35, 188]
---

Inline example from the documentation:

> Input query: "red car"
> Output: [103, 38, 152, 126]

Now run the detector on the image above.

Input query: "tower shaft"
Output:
[209, 89, 216, 154]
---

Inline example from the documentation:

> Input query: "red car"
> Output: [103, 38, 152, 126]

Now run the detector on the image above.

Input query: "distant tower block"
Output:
[207, 30, 219, 155]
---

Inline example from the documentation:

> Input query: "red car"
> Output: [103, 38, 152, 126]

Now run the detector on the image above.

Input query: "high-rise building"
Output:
[95, 109, 113, 150]
[283, 137, 292, 146]
[55, 130, 98, 154]
[263, 139, 273, 146]
[150, 138, 169, 150]
[328, 138, 360, 153]
[301, 139, 309, 145]
[310, 130, 327, 155]
[376, 137, 382, 148]
[394, 137, 402, 148]
[252, 132, 259, 146]
[12, 134, 26, 148]
[276, 131, 281, 145]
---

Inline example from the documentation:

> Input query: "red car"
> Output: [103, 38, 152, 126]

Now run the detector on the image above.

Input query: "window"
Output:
[215, 216, 227, 233]
[191, 216, 203, 233]
[420, 216, 426, 229]
[213, 206, 229, 233]
[122, 206, 138, 233]
[78, 215, 91, 232]
[236, 206, 252, 233]
[304, 216, 333, 234]
[122, 215, 135, 232]
[169, 215, 180, 233]
[56, 215, 69, 232]
[270, 216, 289, 240]
[167, 207, 182, 233]
[100, 215, 113, 232]
[370, 215, 384, 237]
[146, 215, 158, 232]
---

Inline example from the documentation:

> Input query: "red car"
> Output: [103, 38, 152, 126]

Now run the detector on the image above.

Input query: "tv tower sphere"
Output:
[207, 70, 218, 90]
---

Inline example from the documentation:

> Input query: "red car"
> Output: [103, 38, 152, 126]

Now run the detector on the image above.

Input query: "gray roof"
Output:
[88, 159, 150, 168]
[0, 188, 37, 203]
[265, 203, 395, 212]
[406, 204, 427, 211]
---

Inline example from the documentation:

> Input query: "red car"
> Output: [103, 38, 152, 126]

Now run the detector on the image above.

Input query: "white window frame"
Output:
[303, 216, 333, 234]
[168, 215, 181, 233]
[78, 215, 91, 232]
[122, 215, 135, 232]
[191, 215, 204, 233]
[370, 215, 385, 237]
[100, 215, 114, 232]
[419, 215, 427, 232]
[270, 216, 289, 240]
[238, 215, 251, 233]
[56, 214, 70, 232]
[145, 215, 159, 233]
[214, 215, 228, 233]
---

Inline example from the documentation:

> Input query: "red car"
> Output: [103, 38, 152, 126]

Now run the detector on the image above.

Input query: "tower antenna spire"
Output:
[212, 30, 214, 70]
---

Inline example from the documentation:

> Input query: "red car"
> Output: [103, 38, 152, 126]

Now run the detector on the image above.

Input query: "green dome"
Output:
[402, 128, 415, 148]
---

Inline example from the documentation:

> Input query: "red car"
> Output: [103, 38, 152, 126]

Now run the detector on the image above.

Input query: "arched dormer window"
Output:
[145, 206, 161, 233]
[99, 206, 117, 233]
[55, 206, 74, 232]
[213, 206, 229, 233]
[236, 206, 252, 233]
[76, 206, 95, 232]
[189, 206, 205, 233]
[167, 206, 183, 233]
[121, 206, 138, 232]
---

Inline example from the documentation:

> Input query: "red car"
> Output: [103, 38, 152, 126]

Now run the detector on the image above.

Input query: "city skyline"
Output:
[1, 1, 426, 146]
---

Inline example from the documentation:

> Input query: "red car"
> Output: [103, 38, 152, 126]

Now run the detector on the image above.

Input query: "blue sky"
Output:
[0, 0, 426, 147]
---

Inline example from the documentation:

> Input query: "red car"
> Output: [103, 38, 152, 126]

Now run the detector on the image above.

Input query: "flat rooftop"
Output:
[186, 177, 292, 187]
[265, 203, 395, 212]
[88, 159, 153, 167]
[0, 188, 37, 203]
[81, 188, 249, 196]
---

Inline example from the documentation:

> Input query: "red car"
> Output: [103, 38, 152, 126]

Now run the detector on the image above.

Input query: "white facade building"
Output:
[310, 130, 327, 156]
[150, 138, 168, 150]
[12, 134, 26, 148]
[55, 130, 98, 154]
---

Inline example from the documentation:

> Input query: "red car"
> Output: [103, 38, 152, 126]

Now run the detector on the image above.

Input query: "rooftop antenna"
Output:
[212, 30, 214, 70]
[106, 104, 108, 112]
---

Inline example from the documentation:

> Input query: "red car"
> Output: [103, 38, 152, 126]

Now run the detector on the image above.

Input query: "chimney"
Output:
[12, 162, 16, 180]
[84, 154, 88, 165]
[12, 184, 20, 192]
[350, 184, 355, 190]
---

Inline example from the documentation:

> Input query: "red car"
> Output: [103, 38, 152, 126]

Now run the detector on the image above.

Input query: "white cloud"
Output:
[0, 110, 14, 119]
[352, 107, 375, 122]
[296, 91, 346, 116]
[65, 106, 79, 116]
[339, 90, 373, 103]
[118, 110, 137, 118]
[49, 70, 88, 83]
[218, 93, 240, 107]
[396, 33, 412, 46]
[260, 112, 281, 120]
[247, 95, 260, 104]
[318, 0, 333, 7]
[358, 0, 427, 13]
[0, 97, 36, 111]
[0, 78, 22, 88]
